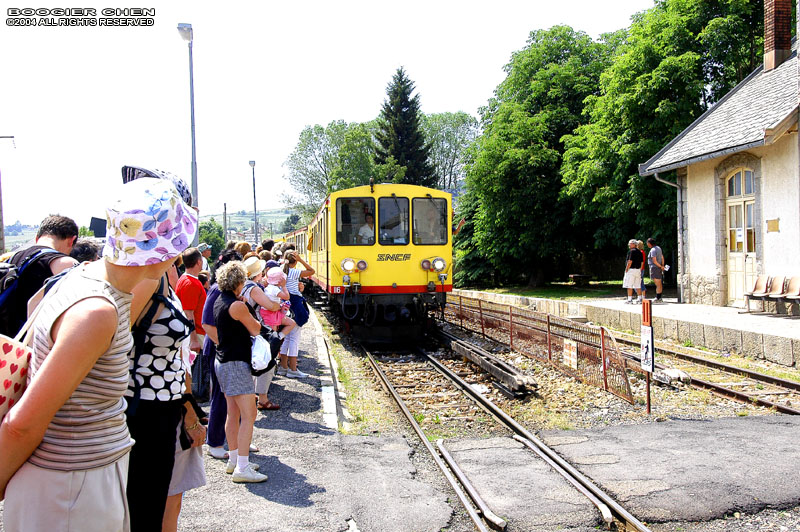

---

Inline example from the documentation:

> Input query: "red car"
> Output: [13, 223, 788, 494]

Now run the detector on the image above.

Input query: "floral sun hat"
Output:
[121, 165, 193, 207]
[102, 178, 198, 266]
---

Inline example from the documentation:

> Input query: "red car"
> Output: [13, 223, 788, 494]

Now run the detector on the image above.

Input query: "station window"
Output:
[412, 197, 448, 245]
[378, 196, 409, 245]
[336, 198, 375, 246]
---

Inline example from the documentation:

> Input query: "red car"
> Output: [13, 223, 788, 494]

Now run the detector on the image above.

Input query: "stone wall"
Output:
[685, 273, 724, 306]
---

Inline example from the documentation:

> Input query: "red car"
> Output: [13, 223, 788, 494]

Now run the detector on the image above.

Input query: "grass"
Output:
[316, 313, 399, 435]
[477, 280, 625, 301]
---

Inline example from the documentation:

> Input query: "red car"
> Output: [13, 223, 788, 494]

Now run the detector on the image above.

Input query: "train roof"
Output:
[308, 183, 451, 222]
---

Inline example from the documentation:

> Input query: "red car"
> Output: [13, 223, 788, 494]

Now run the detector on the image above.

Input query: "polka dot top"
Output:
[125, 288, 191, 401]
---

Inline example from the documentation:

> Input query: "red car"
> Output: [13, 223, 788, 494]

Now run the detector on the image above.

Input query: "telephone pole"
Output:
[0, 136, 16, 253]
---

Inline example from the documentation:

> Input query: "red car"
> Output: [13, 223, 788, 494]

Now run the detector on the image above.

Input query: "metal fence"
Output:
[444, 295, 634, 404]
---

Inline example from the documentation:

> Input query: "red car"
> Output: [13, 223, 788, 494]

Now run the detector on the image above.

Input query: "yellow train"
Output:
[286, 182, 452, 340]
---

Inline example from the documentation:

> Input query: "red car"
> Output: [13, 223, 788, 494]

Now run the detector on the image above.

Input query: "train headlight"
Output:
[343, 275, 351, 286]
[341, 258, 356, 273]
[420, 259, 432, 271]
[356, 260, 368, 271]
[432, 258, 447, 272]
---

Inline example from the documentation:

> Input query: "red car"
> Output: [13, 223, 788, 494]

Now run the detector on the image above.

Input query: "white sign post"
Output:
[641, 325, 654, 373]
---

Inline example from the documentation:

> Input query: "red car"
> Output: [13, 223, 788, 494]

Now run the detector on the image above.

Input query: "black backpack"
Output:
[0, 248, 58, 337]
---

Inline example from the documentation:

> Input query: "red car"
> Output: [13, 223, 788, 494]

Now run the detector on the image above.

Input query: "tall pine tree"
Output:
[375, 67, 436, 187]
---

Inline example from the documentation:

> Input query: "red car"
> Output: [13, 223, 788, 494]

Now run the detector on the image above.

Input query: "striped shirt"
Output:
[286, 268, 301, 296]
[28, 264, 134, 471]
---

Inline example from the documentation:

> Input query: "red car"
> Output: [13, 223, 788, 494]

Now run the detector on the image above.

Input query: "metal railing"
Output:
[444, 295, 634, 404]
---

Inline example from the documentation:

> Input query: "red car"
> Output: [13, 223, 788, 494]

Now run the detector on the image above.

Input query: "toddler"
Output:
[260, 266, 296, 339]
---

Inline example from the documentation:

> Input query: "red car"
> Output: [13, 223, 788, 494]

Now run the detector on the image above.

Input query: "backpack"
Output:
[0, 248, 59, 337]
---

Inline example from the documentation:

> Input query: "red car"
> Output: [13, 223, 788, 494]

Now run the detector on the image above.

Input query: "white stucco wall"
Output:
[753, 134, 800, 275]
[685, 134, 798, 283]
[686, 158, 719, 277]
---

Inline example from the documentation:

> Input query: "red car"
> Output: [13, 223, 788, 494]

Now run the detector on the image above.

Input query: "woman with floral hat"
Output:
[0, 177, 197, 532]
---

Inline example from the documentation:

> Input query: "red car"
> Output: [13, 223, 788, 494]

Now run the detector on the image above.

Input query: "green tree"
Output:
[464, 26, 614, 285]
[279, 214, 302, 234]
[375, 67, 436, 187]
[198, 218, 224, 261]
[78, 226, 94, 237]
[561, 0, 765, 251]
[284, 120, 376, 219]
[421, 112, 479, 192]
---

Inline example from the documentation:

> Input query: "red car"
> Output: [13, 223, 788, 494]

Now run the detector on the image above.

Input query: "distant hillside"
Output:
[200, 208, 300, 238]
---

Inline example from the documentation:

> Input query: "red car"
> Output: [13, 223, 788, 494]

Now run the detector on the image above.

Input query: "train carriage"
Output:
[300, 182, 452, 341]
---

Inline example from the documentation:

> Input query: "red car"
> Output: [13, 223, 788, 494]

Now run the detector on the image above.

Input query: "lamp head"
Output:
[177, 23, 193, 42]
[249, 160, 255, 168]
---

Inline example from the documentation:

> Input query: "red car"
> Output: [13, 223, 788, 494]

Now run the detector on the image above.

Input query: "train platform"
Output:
[453, 289, 800, 367]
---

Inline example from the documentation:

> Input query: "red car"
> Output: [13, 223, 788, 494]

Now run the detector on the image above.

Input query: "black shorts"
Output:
[650, 267, 663, 280]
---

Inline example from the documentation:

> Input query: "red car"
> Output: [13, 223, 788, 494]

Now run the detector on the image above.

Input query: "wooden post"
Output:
[459, 296, 464, 329]
[600, 327, 608, 391]
[478, 299, 485, 338]
[508, 306, 514, 350]
[546, 314, 552, 361]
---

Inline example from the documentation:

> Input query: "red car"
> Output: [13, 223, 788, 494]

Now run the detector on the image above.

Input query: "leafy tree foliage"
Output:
[198, 218, 224, 261]
[421, 112, 478, 193]
[78, 226, 94, 237]
[561, 0, 764, 251]
[462, 26, 614, 286]
[279, 214, 302, 234]
[283, 120, 375, 219]
[375, 67, 436, 187]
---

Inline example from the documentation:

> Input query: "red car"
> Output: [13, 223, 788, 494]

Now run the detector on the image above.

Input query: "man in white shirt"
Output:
[198, 242, 211, 270]
[358, 213, 374, 244]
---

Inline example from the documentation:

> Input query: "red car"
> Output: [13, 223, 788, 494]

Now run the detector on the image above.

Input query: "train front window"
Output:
[413, 197, 447, 245]
[336, 198, 375, 246]
[378, 196, 409, 245]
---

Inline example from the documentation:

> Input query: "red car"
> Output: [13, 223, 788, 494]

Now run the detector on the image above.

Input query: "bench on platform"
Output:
[569, 274, 592, 286]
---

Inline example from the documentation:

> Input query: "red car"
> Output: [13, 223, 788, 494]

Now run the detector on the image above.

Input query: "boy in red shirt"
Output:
[176, 247, 208, 397]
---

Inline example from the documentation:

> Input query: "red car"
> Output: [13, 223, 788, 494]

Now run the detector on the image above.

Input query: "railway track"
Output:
[362, 342, 652, 532]
[441, 293, 800, 415]
[611, 332, 800, 415]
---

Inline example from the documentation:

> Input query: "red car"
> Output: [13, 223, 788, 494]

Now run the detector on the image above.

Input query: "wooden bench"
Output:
[569, 274, 592, 287]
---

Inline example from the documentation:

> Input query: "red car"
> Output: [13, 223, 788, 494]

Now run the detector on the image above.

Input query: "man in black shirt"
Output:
[622, 239, 643, 304]
[4, 215, 78, 334]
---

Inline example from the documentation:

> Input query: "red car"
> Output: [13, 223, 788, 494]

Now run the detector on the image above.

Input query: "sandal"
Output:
[257, 401, 280, 411]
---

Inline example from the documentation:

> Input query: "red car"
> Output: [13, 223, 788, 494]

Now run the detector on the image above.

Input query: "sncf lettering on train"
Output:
[376, 254, 411, 262]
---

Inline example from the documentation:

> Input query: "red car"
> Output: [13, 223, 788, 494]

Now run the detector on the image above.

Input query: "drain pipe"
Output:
[654, 172, 684, 303]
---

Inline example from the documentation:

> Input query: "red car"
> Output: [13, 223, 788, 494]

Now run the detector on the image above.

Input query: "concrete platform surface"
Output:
[541, 415, 800, 523]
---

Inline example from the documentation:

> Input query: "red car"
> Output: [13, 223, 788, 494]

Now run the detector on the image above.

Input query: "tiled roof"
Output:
[639, 51, 798, 176]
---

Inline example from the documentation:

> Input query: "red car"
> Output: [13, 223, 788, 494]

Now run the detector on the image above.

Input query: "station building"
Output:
[639, 0, 799, 307]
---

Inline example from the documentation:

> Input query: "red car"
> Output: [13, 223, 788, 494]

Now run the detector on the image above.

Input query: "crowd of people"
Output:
[0, 168, 315, 532]
[622, 237, 666, 304]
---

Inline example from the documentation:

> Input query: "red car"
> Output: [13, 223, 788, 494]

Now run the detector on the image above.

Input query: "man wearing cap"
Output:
[623, 239, 643, 304]
[198, 242, 212, 271]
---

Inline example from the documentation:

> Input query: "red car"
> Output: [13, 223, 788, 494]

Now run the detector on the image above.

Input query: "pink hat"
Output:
[266, 266, 286, 285]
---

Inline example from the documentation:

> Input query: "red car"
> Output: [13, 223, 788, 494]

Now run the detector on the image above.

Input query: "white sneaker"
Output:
[249, 443, 259, 452]
[634, 298, 642, 304]
[286, 369, 309, 378]
[232, 464, 268, 483]
[207, 446, 228, 460]
[226, 461, 260, 474]
[276, 366, 288, 376]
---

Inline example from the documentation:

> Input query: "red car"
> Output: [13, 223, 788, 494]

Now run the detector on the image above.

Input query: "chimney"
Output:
[764, 0, 792, 71]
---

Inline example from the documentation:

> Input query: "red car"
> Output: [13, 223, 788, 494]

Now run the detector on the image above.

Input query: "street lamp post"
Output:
[177, 23, 198, 245]
[250, 160, 257, 244]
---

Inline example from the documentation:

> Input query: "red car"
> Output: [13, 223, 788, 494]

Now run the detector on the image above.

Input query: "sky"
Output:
[0, 0, 654, 228]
